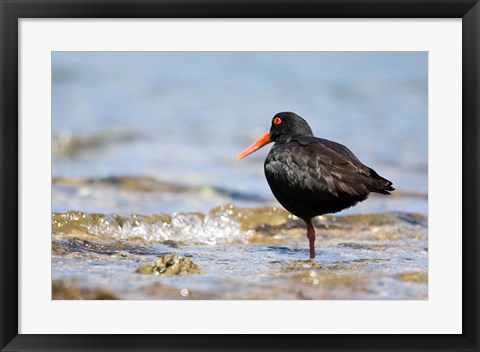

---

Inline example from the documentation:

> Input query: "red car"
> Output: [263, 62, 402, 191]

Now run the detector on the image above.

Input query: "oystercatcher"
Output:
[237, 112, 394, 258]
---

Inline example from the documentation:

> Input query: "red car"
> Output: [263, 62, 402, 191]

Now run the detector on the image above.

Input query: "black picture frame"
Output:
[1, 0, 478, 351]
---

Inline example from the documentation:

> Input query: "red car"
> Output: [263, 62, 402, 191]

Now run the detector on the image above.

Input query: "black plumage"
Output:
[237, 112, 394, 259]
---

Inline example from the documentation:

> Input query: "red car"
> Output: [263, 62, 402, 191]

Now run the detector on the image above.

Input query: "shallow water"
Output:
[52, 205, 427, 300]
[51, 52, 428, 300]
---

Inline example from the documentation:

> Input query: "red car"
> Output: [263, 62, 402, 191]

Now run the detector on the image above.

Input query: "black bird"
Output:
[237, 112, 394, 259]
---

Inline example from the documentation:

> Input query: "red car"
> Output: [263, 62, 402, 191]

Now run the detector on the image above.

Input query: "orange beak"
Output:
[236, 132, 272, 160]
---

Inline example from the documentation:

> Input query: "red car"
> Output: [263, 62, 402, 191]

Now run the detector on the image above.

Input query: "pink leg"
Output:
[306, 221, 316, 259]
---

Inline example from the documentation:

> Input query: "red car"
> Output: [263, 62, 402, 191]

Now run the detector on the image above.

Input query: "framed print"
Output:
[1, 0, 479, 351]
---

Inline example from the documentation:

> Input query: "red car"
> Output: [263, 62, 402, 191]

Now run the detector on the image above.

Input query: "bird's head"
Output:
[236, 112, 313, 160]
[269, 112, 313, 143]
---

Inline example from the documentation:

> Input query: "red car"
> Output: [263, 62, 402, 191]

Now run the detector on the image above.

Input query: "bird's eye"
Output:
[273, 117, 282, 125]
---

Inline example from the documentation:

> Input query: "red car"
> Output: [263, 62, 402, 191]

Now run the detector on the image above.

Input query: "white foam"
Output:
[84, 207, 254, 245]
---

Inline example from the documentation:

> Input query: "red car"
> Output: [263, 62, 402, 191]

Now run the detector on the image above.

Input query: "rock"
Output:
[136, 254, 203, 275]
[396, 272, 428, 283]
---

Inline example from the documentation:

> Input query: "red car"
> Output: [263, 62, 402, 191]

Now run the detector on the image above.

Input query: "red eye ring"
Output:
[273, 117, 282, 125]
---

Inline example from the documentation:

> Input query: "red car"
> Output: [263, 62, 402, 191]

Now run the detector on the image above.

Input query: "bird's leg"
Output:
[306, 220, 316, 259]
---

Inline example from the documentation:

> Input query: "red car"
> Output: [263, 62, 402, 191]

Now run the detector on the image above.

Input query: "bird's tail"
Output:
[368, 168, 395, 195]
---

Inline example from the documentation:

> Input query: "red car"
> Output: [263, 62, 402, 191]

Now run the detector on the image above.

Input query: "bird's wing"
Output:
[287, 137, 375, 197]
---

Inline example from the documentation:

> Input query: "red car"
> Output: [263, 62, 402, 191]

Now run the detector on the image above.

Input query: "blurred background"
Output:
[52, 52, 428, 216]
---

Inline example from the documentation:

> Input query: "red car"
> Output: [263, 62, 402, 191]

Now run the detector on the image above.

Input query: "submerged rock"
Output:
[136, 254, 203, 276]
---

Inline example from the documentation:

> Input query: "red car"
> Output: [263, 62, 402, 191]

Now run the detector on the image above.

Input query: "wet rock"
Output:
[71, 238, 129, 254]
[243, 209, 427, 244]
[52, 238, 158, 257]
[136, 254, 203, 275]
[396, 272, 428, 283]
[52, 280, 118, 300]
